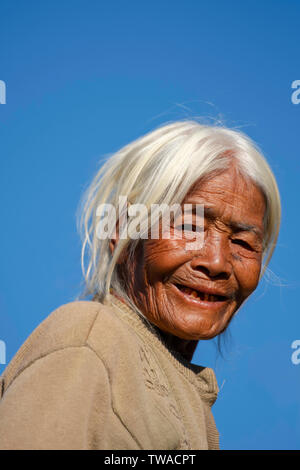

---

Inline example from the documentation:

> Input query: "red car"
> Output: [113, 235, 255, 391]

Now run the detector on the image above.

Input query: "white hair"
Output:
[76, 120, 281, 313]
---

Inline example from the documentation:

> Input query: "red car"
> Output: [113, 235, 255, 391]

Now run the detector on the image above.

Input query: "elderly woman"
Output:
[0, 120, 280, 450]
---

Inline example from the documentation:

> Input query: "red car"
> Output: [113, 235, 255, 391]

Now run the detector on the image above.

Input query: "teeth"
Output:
[178, 285, 222, 302]
[183, 287, 192, 295]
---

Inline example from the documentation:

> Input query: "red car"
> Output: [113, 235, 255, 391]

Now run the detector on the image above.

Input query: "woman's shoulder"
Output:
[1, 299, 138, 395]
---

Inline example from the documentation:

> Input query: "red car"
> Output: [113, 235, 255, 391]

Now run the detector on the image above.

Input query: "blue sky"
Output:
[0, 0, 299, 450]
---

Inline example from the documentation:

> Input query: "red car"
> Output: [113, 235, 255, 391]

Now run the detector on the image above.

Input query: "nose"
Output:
[190, 232, 232, 279]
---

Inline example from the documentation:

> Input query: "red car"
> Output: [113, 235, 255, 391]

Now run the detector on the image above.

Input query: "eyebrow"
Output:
[183, 204, 263, 239]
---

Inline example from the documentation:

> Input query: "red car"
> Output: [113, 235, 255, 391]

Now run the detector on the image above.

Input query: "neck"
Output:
[110, 288, 198, 362]
[156, 330, 198, 362]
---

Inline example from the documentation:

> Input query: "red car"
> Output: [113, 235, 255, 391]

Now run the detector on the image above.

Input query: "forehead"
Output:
[184, 166, 266, 233]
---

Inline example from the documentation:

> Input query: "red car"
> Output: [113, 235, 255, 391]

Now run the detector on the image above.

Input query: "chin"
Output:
[165, 320, 220, 341]
[172, 312, 232, 341]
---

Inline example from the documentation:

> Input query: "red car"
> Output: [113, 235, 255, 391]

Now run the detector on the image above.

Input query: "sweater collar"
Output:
[104, 292, 219, 407]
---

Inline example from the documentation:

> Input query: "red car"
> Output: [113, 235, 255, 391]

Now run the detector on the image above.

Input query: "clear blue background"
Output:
[0, 0, 299, 450]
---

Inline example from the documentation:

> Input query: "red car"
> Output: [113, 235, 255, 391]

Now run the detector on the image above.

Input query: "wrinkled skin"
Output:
[111, 164, 266, 361]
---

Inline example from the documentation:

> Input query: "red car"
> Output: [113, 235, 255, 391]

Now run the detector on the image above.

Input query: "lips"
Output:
[174, 283, 229, 302]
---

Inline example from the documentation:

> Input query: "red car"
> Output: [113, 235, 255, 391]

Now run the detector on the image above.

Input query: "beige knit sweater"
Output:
[0, 295, 220, 450]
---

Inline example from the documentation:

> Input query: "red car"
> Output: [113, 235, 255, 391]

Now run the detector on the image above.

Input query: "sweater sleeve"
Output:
[0, 346, 140, 450]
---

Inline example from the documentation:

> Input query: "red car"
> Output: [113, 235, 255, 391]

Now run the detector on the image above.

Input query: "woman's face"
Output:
[122, 164, 266, 340]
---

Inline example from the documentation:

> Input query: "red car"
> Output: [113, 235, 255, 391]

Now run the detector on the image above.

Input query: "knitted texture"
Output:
[0, 295, 220, 450]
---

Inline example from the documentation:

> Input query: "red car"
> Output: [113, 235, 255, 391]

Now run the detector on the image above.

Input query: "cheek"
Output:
[143, 239, 190, 281]
[234, 256, 262, 297]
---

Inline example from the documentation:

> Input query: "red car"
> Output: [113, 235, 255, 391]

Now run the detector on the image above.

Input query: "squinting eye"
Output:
[176, 224, 202, 233]
[232, 239, 253, 250]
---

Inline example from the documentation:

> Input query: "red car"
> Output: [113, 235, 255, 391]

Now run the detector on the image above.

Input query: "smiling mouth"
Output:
[174, 283, 229, 302]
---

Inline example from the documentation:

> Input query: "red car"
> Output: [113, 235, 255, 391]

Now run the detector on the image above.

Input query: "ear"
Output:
[109, 237, 118, 257]
[109, 223, 127, 264]
[109, 237, 116, 255]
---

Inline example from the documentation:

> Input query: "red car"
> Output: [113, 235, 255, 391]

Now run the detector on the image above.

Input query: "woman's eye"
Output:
[232, 239, 253, 250]
[175, 224, 201, 233]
